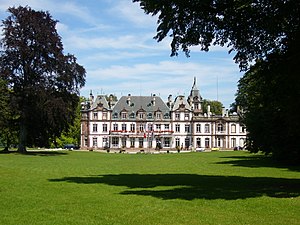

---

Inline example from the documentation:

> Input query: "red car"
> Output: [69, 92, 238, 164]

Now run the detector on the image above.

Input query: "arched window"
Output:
[217, 123, 224, 132]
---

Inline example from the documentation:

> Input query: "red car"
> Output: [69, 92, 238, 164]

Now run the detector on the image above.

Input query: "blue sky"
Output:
[0, 0, 243, 108]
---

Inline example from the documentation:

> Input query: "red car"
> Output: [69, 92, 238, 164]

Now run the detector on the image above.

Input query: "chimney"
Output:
[207, 105, 211, 117]
[222, 107, 225, 117]
[152, 94, 156, 106]
[127, 94, 131, 105]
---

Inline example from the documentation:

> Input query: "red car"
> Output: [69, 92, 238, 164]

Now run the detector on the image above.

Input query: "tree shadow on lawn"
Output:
[216, 154, 300, 172]
[49, 174, 300, 200]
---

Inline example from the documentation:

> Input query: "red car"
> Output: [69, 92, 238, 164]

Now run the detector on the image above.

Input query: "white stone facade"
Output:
[80, 79, 246, 150]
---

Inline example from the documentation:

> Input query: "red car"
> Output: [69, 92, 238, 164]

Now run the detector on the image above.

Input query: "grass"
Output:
[0, 150, 299, 225]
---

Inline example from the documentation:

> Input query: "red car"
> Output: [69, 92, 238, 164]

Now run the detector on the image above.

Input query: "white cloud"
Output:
[110, 0, 157, 27]
[81, 60, 240, 107]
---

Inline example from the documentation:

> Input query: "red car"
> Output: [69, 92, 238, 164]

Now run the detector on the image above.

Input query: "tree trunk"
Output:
[18, 120, 27, 153]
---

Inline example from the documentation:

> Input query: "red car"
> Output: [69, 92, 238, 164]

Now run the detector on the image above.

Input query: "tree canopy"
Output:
[202, 99, 223, 115]
[133, 0, 299, 69]
[134, 0, 300, 163]
[0, 6, 86, 153]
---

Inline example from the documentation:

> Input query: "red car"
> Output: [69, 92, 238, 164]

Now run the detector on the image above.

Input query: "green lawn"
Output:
[0, 150, 299, 225]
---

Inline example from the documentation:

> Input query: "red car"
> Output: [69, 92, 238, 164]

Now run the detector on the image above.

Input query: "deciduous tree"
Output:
[134, 0, 300, 162]
[0, 6, 86, 153]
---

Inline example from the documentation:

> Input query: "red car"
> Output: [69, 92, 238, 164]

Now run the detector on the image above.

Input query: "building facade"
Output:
[80, 79, 246, 150]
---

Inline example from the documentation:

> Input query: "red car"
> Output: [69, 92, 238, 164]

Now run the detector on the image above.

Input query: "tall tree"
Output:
[0, 6, 86, 153]
[133, 0, 300, 162]
[235, 48, 300, 162]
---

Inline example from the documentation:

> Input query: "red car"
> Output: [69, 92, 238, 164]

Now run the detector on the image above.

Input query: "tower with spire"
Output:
[188, 77, 203, 113]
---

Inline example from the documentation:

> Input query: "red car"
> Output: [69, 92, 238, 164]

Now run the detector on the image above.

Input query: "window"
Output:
[175, 113, 180, 120]
[175, 138, 180, 147]
[175, 124, 180, 132]
[231, 138, 236, 148]
[138, 112, 145, 119]
[93, 124, 98, 132]
[122, 124, 127, 131]
[93, 137, 97, 147]
[196, 138, 201, 147]
[231, 124, 236, 133]
[113, 124, 118, 131]
[164, 113, 170, 119]
[194, 103, 199, 109]
[139, 138, 144, 148]
[147, 113, 152, 119]
[184, 113, 190, 120]
[217, 123, 224, 132]
[196, 124, 201, 133]
[103, 112, 107, 120]
[205, 138, 210, 148]
[139, 124, 144, 132]
[113, 112, 118, 119]
[121, 137, 126, 147]
[217, 137, 222, 147]
[130, 138, 135, 148]
[205, 124, 210, 133]
[156, 124, 161, 131]
[185, 138, 190, 148]
[103, 124, 107, 132]
[156, 112, 161, 120]
[84, 137, 88, 147]
[93, 112, 98, 119]
[164, 124, 169, 130]
[148, 124, 153, 131]
[112, 137, 119, 147]
[121, 112, 127, 119]
[130, 124, 135, 132]
[129, 113, 135, 119]
[185, 124, 190, 133]
[164, 138, 170, 147]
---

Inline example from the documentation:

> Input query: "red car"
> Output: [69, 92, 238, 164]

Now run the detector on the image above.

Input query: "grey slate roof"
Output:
[112, 95, 170, 120]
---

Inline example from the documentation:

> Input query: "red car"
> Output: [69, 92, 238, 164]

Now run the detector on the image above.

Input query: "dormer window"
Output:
[93, 112, 98, 119]
[121, 112, 127, 119]
[138, 112, 145, 119]
[130, 112, 135, 118]
[164, 113, 170, 119]
[175, 113, 180, 120]
[156, 112, 162, 120]
[147, 113, 153, 119]
[113, 112, 118, 119]
[103, 112, 107, 120]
